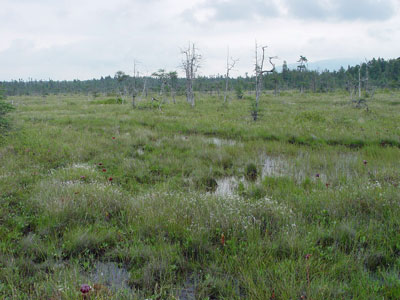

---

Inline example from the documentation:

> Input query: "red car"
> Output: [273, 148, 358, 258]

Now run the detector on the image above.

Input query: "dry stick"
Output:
[358, 64, 362, 99]
[181, 43, 201, 107]
[254, 42, 277, 120]
[223, 47, 238, 103]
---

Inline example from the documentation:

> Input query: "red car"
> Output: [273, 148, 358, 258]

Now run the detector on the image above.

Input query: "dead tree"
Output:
[181, 43, 201, 107]
[139, 76, 148, 101]
[224, 47, 239, 103]
[297, 55, 308, 93]
[152, 69, 168, 103]
[253, 42, 277, 121]
[114, 70, 128, 103]
[365, 59, 369, 95]
[168, 71, 178, 104]
[358, 63, 362, 99]
[131, 60, 139, 108]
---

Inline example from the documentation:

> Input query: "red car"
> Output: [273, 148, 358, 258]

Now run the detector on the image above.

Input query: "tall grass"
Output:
[1, 91, 400, 299]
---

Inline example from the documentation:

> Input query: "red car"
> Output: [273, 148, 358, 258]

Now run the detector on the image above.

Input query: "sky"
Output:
[0, 0, 399, 81]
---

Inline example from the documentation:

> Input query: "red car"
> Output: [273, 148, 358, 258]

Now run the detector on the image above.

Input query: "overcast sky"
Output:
[1, 0, 399, 80]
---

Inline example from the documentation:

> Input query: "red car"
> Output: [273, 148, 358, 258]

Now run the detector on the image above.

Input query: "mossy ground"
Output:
[1, 90, 400, 299]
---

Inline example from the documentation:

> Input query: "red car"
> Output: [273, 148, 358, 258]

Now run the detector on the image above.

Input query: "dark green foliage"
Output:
[0, 89, 14, 131]
[91, 97, 123, 104]
[202, 176, 218, 192]
[364, 252, 390, 272]
[2, 57, 399, 97]
[234, 84, 244, 99]
[245, 163, 258, 181]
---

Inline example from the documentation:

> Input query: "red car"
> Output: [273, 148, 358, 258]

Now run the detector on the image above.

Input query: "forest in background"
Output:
[1, 57, 399, 97]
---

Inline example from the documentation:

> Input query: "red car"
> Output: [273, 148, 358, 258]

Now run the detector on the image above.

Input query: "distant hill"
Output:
[283, 58, 364, 72]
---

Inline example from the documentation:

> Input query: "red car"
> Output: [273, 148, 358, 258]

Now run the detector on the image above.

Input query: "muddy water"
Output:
[214, 153, 359, 196]
[175, 135, 237, 147]
[207, 137, 236, 146]
[261, 155, 287, 178]
[215, 177, 244, 196]
[261, 153, 358, 182]
[90, 262, 131, 292]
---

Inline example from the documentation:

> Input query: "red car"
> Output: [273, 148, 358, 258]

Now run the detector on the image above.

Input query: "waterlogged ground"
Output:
[1, 91, 400, 299]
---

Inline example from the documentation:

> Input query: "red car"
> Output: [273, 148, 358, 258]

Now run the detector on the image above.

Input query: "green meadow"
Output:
[1, 91, 400, 299]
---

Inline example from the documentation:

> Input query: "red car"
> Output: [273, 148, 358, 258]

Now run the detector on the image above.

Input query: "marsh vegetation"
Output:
[1, 90, 400, 299]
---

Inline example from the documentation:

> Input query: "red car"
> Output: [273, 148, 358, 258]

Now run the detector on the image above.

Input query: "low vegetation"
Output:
[1, 90, 400, 299]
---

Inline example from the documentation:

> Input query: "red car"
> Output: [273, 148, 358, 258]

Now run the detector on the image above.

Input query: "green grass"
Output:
[1, 91, 400, 299]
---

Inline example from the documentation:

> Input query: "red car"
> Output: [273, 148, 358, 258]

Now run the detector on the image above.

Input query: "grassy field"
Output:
[1, 90, 400, 299]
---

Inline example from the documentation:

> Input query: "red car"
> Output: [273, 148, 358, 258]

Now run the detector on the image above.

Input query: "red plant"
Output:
[112, 137, 116, 139]
[363, 160, 368, 165]
[325, 183, 330, 188]
[108, 177, 113, 181]
[98, 163, 103, 166]
[80, 284, 91, 295]
[220, 233, 225, 247]
[102, 168, 106, 172]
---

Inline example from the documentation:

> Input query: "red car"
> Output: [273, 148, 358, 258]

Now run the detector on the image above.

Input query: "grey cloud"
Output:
[285, 0, 396, 21]
[182, 0, 280, 23]
[335, 0, 395, 21]
[0, 39, 123, 80]
[285, 0, 329, 19]
[210, 0, 280, 20]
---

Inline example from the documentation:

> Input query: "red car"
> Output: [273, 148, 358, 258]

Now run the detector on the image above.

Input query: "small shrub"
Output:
[245, 163, 258, 181]
[19, 233, 48, 263]
[62, 227, 118, 258]
[220, 156, 233, 170]
[296, 111, 326, 123]
[234, 84, 244, 99]
[241, 184, 266, 200]
[203, 176, 218, 192]
[0, 90, 14, 132]
[91, 98, 123, 105]
[316, 233, 335, 248]
[364, 252, 390, 272]
[334, 223, 356, 253]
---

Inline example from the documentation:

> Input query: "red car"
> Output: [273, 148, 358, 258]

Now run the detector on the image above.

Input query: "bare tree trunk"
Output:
[140, 77, 148, 101]
[224, 76, 229, 103]
[160, 80, 166, 103]
[349, 81, 354, 101]
[223, 47, 238, 104]
[170, 86, 176, 104]
[132, 60, 138, 107]
[253, 42, 277, 121]
[365, 59, 369, 96]
[358, 65, 361, 99]
[182, 43, 201, 108]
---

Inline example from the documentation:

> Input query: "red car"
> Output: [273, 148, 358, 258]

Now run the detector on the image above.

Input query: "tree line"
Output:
[1, 57, 399, 97]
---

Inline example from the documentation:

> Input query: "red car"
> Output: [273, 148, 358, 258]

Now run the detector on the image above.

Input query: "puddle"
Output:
[260, 153, 358, 183]
[206, 137, 236, 146]
[261, 155, 287, 178]
[177, 279, 196, 300]
[175, 135, 237, 147]
[215, 177, 244, 196]
[90, 262, 131, 292]
[213, 153, 360, 196]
